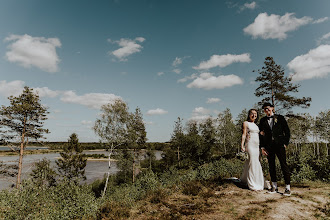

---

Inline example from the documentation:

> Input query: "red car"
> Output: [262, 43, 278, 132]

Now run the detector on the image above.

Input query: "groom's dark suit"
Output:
[259, 114, 291, 185]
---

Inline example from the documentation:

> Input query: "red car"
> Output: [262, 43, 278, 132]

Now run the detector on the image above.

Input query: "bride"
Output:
[240, 109, 265, 191]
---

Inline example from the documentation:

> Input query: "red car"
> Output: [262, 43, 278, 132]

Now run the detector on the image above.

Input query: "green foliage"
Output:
[116, 149, 134, 184]
[215, 108, 238, 155]
[90, 177, 107, 198]
[97, 201, 131, 220]
[0, 86, 49, 142]
[30, 158, 57, 187]
[56, 133, 87, 183]
[94, 100, 147, 149]
[0, 181, 98, 219]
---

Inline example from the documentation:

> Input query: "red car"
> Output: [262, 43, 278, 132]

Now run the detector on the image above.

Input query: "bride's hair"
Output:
[246, 109, 259, 122]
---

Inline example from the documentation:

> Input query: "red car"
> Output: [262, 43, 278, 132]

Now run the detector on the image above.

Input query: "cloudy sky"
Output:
[0, 0, 329, 142]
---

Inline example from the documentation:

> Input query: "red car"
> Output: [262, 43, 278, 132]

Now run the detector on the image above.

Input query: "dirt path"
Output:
[132, 181, 330, 220]
[194, 183, 329, 220]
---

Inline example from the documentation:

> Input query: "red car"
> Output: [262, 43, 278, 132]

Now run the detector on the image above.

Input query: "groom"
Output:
[259, 102, 291, 196]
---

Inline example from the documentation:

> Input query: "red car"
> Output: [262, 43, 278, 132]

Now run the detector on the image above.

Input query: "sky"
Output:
[0, 0, 329, 142]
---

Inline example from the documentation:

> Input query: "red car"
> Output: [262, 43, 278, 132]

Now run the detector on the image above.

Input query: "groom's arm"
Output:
[258, 119, 265, 149]
[280, 115, 290, 146]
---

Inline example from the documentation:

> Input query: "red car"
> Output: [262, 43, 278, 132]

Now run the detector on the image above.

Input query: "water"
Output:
[0, 146, 48, 151]
[0, 150, 163, 190]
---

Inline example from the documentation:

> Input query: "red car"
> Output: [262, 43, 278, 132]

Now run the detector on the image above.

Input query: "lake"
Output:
[0, 150, 163, 190]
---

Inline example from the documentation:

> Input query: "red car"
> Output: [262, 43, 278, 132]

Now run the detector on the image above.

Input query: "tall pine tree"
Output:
[0, 86, 49, 188]
[254, 57, 311, 112]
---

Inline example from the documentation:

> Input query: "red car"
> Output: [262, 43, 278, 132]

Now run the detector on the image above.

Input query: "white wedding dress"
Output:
[240, 122, 265, 191]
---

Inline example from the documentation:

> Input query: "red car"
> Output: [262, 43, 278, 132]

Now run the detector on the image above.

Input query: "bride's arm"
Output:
[241, 121, 248, 152]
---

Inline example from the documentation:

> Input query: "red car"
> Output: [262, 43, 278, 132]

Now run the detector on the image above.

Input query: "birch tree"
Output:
[93, 99, 146, 195]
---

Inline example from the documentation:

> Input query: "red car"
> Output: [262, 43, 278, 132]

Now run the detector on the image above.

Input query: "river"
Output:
[0, 149, 163, 190]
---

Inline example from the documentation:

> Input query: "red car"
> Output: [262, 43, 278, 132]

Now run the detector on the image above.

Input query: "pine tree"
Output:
[30, 158, 57, 187]
[254, 57, 311, 112]
[0, 86, 49, 188]
[56, 133, 87, 184]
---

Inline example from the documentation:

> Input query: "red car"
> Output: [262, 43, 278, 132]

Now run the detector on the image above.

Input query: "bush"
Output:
[0, 180, 98, 219]
[97, 201, 131, 220]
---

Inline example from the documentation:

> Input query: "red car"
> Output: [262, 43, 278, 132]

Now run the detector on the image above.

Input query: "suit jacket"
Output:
[259, 114, 290, 150]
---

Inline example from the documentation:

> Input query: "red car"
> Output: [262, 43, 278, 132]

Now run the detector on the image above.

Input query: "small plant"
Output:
[182, 180, 202, 196]
[97, 201, 131, 220]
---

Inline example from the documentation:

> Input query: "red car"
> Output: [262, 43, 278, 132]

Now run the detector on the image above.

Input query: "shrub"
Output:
[97, 201, 131, 220]
[0, 180, 98, 219]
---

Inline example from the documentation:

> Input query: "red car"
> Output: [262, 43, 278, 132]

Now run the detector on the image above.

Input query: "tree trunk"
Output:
[224, 134, 226, 154]
[102, 143, 114, 197]
[16, 116, 26, 189]
[149, 151, 152, 170]
[177, 145, 180, 166]
[132, 148, 135, 184]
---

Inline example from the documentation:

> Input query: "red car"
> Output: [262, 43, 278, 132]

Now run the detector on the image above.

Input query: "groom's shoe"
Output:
[267, 186, 278, 194]
[283, 189, 291, 196]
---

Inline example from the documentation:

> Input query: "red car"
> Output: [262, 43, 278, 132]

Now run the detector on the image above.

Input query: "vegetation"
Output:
[0, 57, 329, 219]
[56, 133, 87, 184]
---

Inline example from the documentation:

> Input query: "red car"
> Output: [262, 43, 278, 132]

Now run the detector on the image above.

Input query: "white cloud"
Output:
[187, 72, 243, 90]
[146, 108, 168, 116]
[193, 107, 211, 115]
[177, 73, 198, 83]
[157, 72, 164, 76]
[172, 57, 183, 67]
[0, 80, 59, 98]
[173, 69, 181, 74]
[317, 32, 330, 45]
[0, 80, 24, 97]
[288, 44, 330, 81]
[190, 107, 213, 122]
[244, 2, 256, 9]
[190, 115, 212, 122]
[108, 37, 145, 61]
[313, 17, 329, 24]
[240, 2, 257, 11]
[207, 98, 221, 104]
[81, 120, 93, 125]
[144, 121, 154, 125]
[34, 87, 60, 98]
[60, 91, 122, 109]
[172, 56, 190, 67]
[244, 13, 314, 40]
[194, 53, 251, 70]
[4, 34, 61, 72]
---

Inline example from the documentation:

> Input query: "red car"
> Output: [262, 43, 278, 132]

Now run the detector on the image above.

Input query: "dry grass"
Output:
[124, 181, 330, 220]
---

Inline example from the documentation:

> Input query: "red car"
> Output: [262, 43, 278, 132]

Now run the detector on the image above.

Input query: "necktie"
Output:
[268, 116, 273, 129]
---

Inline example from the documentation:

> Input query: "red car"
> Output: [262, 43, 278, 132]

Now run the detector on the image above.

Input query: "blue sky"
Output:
[0, 0, 329, 142]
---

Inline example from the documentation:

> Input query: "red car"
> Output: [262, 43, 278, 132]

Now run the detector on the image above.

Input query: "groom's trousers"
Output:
[267, 145, 291, 185]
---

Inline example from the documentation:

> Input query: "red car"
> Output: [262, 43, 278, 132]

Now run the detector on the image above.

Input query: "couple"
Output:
[240, 102, 291, 196]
